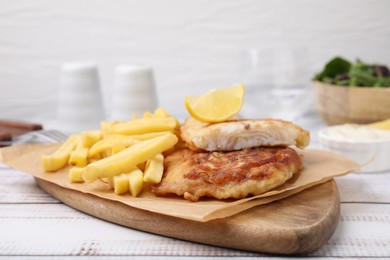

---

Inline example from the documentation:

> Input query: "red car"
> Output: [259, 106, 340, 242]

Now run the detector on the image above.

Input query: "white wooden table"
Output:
[1, 114, 390, 258]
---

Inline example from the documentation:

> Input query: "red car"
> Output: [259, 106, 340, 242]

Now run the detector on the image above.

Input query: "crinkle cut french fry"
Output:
[82, 133, 178, 182]
[109, 118, 178, 135]
[81, 130, 102, 148]
[128, 169, 143, 197]
[114, 174, 130, 195]
[143, 153, 164, 184]
[41, 134, 80, 172]
[88, 135, 139, 158]
[69, 141, 88, 167]
[69, 167, 86, 183]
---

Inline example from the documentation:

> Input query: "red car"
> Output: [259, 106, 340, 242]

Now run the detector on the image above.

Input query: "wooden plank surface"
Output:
[34, 178, 340, 255]
[1, 164, 390, 258]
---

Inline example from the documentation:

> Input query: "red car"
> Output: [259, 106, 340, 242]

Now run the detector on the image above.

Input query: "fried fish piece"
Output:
[151, 147, 302, 201]
[181, 118, 310, 151]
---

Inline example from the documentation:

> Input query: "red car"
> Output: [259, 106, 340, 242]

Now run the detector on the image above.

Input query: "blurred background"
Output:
[0, 0, 389, 123]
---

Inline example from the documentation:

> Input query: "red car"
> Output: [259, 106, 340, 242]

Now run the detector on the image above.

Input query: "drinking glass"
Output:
[238, 46, 311, 121]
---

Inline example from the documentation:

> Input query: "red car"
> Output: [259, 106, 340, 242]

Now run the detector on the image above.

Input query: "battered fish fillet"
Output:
[152, 147, 302, 201]
[181, 118, 310, 151]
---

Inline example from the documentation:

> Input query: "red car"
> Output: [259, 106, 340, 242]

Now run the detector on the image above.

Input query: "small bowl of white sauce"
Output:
[319, 124, 390, 173]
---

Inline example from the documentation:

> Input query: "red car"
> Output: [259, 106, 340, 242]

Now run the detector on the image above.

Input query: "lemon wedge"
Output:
[367, 118, 390, 130]
[185, 83, 245, 123]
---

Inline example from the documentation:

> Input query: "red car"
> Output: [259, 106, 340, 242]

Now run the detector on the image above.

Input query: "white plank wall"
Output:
[1, 0, 389, 122]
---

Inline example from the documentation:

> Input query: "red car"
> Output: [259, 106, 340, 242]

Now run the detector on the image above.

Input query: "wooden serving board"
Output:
[35, 178, 340, 255]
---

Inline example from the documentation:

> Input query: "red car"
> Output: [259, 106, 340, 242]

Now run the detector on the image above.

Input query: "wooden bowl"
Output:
[313, 81, 390, 125]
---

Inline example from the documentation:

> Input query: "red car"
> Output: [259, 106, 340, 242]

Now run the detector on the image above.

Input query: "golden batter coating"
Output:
[180, 118, 310, 151]
[152, 147, 302, 201]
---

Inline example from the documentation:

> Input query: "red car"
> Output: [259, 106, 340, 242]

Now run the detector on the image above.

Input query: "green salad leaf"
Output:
[314, 57, 390, 87]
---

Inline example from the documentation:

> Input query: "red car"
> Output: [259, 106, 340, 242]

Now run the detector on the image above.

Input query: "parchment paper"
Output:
[0, 143, 360, 222]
